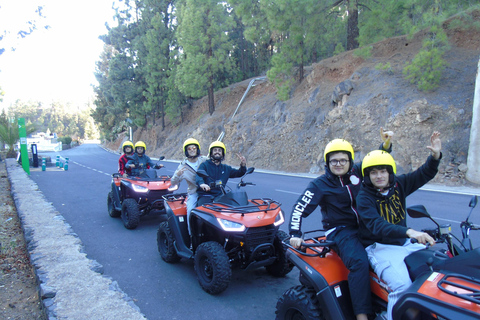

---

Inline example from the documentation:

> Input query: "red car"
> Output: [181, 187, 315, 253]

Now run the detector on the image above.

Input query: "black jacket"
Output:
[289, 163, 363, 237]
[196, 159, 247, 198]
[288, 143, 391, 237]
[356, 154, 441, 247]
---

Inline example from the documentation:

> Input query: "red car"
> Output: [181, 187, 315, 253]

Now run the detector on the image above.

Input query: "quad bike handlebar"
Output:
[407, 195, 479, 255]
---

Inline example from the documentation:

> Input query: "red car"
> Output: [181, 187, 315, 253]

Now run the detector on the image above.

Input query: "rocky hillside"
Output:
[105, 10, 480, 186]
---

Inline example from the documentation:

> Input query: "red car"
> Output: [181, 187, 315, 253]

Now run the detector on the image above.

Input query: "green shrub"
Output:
[353, 46, 372, 59]
[58, 136, 72, 145]
[375, 62, 393, 75]
[333, 43, 345, 56]
[403, 26, 450, 91]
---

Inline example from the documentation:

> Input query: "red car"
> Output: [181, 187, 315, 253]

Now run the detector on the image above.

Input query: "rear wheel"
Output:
[275, 285, 324, 320]
[194, 241, 231, 295]
[121, 198, 140, 229]
[266, 230, 294, 277]
[157, 222, 181, 263]
[107, 191, 121, 218]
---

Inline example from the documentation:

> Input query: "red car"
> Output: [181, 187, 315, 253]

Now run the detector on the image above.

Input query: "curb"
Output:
[6, 159, 146, 320]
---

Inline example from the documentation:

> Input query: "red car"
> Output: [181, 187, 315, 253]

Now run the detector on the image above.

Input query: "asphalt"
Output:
[5, 158, 480, 319]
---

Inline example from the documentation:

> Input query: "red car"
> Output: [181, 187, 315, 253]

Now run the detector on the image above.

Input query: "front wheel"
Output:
[121, 198, 140, 229]
[275, 285, 324, 320]
[157, 222, 181, 263]
[107, 191, 121, 218]
[266, 230, 294, 277]
[194, 241, 231, 295]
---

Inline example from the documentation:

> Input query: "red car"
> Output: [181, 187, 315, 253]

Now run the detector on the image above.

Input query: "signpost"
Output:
[18, 118, 30, 175]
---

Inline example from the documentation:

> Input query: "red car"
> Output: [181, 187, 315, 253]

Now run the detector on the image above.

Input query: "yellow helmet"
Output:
[122, 141, 134, 153]
[324, 139, 355, 163]
[209, 141, 226, 159]
[183, 138, 201, 157]
[361, 150, 396, 176]
[134, 141, 147, 153]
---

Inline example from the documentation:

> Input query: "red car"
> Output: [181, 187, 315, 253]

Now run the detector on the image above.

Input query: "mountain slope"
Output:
[106, 10, 480, 186]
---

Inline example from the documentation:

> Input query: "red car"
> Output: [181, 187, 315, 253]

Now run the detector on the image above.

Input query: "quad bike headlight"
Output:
[168, 184, 179, 192]
[274, 210, 285, 226]
[132, 184, 149, 193]
[217, 218, 245, 232]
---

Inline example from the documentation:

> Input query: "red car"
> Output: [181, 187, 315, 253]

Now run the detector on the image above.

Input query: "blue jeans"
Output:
[328, 226, 372, 316]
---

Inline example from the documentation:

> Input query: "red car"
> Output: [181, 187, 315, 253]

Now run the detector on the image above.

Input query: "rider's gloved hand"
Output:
[154, 164, 164, 169]
[290, 237, 302, 248]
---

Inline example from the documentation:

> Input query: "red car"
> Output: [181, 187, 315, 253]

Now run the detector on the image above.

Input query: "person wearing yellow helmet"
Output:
[196, 140, 247, 206]
[170, 138, 208, 228]
[356, 132, 442, 320]
[288, 128, 393, 320]
[126, 141, 163, 176]
[118, 140, 134, 177]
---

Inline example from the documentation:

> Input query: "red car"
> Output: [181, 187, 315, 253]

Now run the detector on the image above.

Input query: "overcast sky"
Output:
[0, 0, 116, 108]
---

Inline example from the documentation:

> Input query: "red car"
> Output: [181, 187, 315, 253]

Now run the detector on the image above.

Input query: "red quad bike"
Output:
[107, 156, 178, 229]
[276, 195, 480, 320]
[156, 167, 293, 294]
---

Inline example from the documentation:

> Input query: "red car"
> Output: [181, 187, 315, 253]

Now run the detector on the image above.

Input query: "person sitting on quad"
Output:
[126, 141, 163, 176]
[170, 138, 208, 226]
[118, 140, 134, 177]
[288, 128, 393, 320]
[356, 131, 441, 320]
[196, 141, 247, 206]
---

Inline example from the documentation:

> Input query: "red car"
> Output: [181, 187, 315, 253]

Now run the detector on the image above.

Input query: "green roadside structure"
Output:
[18, 118, 30, 175]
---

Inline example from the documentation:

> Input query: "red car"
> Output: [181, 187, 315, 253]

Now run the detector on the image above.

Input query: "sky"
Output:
[0, 0, 117, 109]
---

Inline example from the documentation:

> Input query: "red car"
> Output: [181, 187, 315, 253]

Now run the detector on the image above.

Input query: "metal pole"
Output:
[217, 76, 266, 142]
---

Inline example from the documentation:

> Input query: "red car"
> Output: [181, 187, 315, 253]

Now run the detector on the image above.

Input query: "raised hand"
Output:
[426, 131, 441, 160]
[380, 127, 394, 150]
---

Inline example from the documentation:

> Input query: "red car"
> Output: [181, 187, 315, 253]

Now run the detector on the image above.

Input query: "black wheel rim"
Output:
[159, 232, 168, 254]
[200, 256, 213, 282]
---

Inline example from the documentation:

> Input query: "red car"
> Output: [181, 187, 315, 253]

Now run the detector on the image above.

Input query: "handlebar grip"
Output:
[301, 240, 336, 248]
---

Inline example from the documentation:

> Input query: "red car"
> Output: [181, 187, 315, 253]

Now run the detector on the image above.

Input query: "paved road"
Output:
[28, 143, 480, 319]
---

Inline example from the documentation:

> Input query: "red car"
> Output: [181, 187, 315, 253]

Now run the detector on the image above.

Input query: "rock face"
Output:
[105, 12, 480, 187]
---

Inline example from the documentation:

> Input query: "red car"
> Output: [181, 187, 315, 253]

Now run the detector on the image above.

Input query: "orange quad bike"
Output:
[276, 195, 480, 320]
[156, 167, 293, 294]
[107, 157, 178, 229]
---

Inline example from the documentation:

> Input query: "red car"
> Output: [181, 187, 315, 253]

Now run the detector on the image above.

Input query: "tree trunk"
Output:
[160, 99, 165, 130]
[299, 40, 304, 82]
[467, 55, 480, 184]
[208, 81, 215, 115]
[346, 1, 359, 51]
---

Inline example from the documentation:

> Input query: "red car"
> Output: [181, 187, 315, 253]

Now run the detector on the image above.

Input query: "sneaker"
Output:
[374, 311, 388, 320]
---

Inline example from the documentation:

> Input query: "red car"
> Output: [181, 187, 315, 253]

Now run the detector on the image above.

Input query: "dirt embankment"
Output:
[105, 11, 480, 188]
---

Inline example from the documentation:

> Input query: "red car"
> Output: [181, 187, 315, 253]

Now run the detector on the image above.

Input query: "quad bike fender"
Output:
[164, 201, 192, 259]
[111, 181, 122, 211]
[286, 250, 348, 320]
[393, 271, 480, 320]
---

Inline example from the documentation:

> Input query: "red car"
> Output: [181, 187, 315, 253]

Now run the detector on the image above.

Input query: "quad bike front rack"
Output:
[201, 198, 280, 216]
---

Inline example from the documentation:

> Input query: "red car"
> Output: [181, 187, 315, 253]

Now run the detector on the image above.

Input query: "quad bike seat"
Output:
[405, 248, 480, 281]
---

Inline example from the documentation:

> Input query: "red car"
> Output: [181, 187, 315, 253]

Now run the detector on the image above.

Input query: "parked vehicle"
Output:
[276, 195, 480, 320]
[157, 167, 292, 294]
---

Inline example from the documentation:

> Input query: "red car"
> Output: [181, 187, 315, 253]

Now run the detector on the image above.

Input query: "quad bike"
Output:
[107, 157, 178, 229]
[156, 167, 293, 295]
[276, 195, 480, 320]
